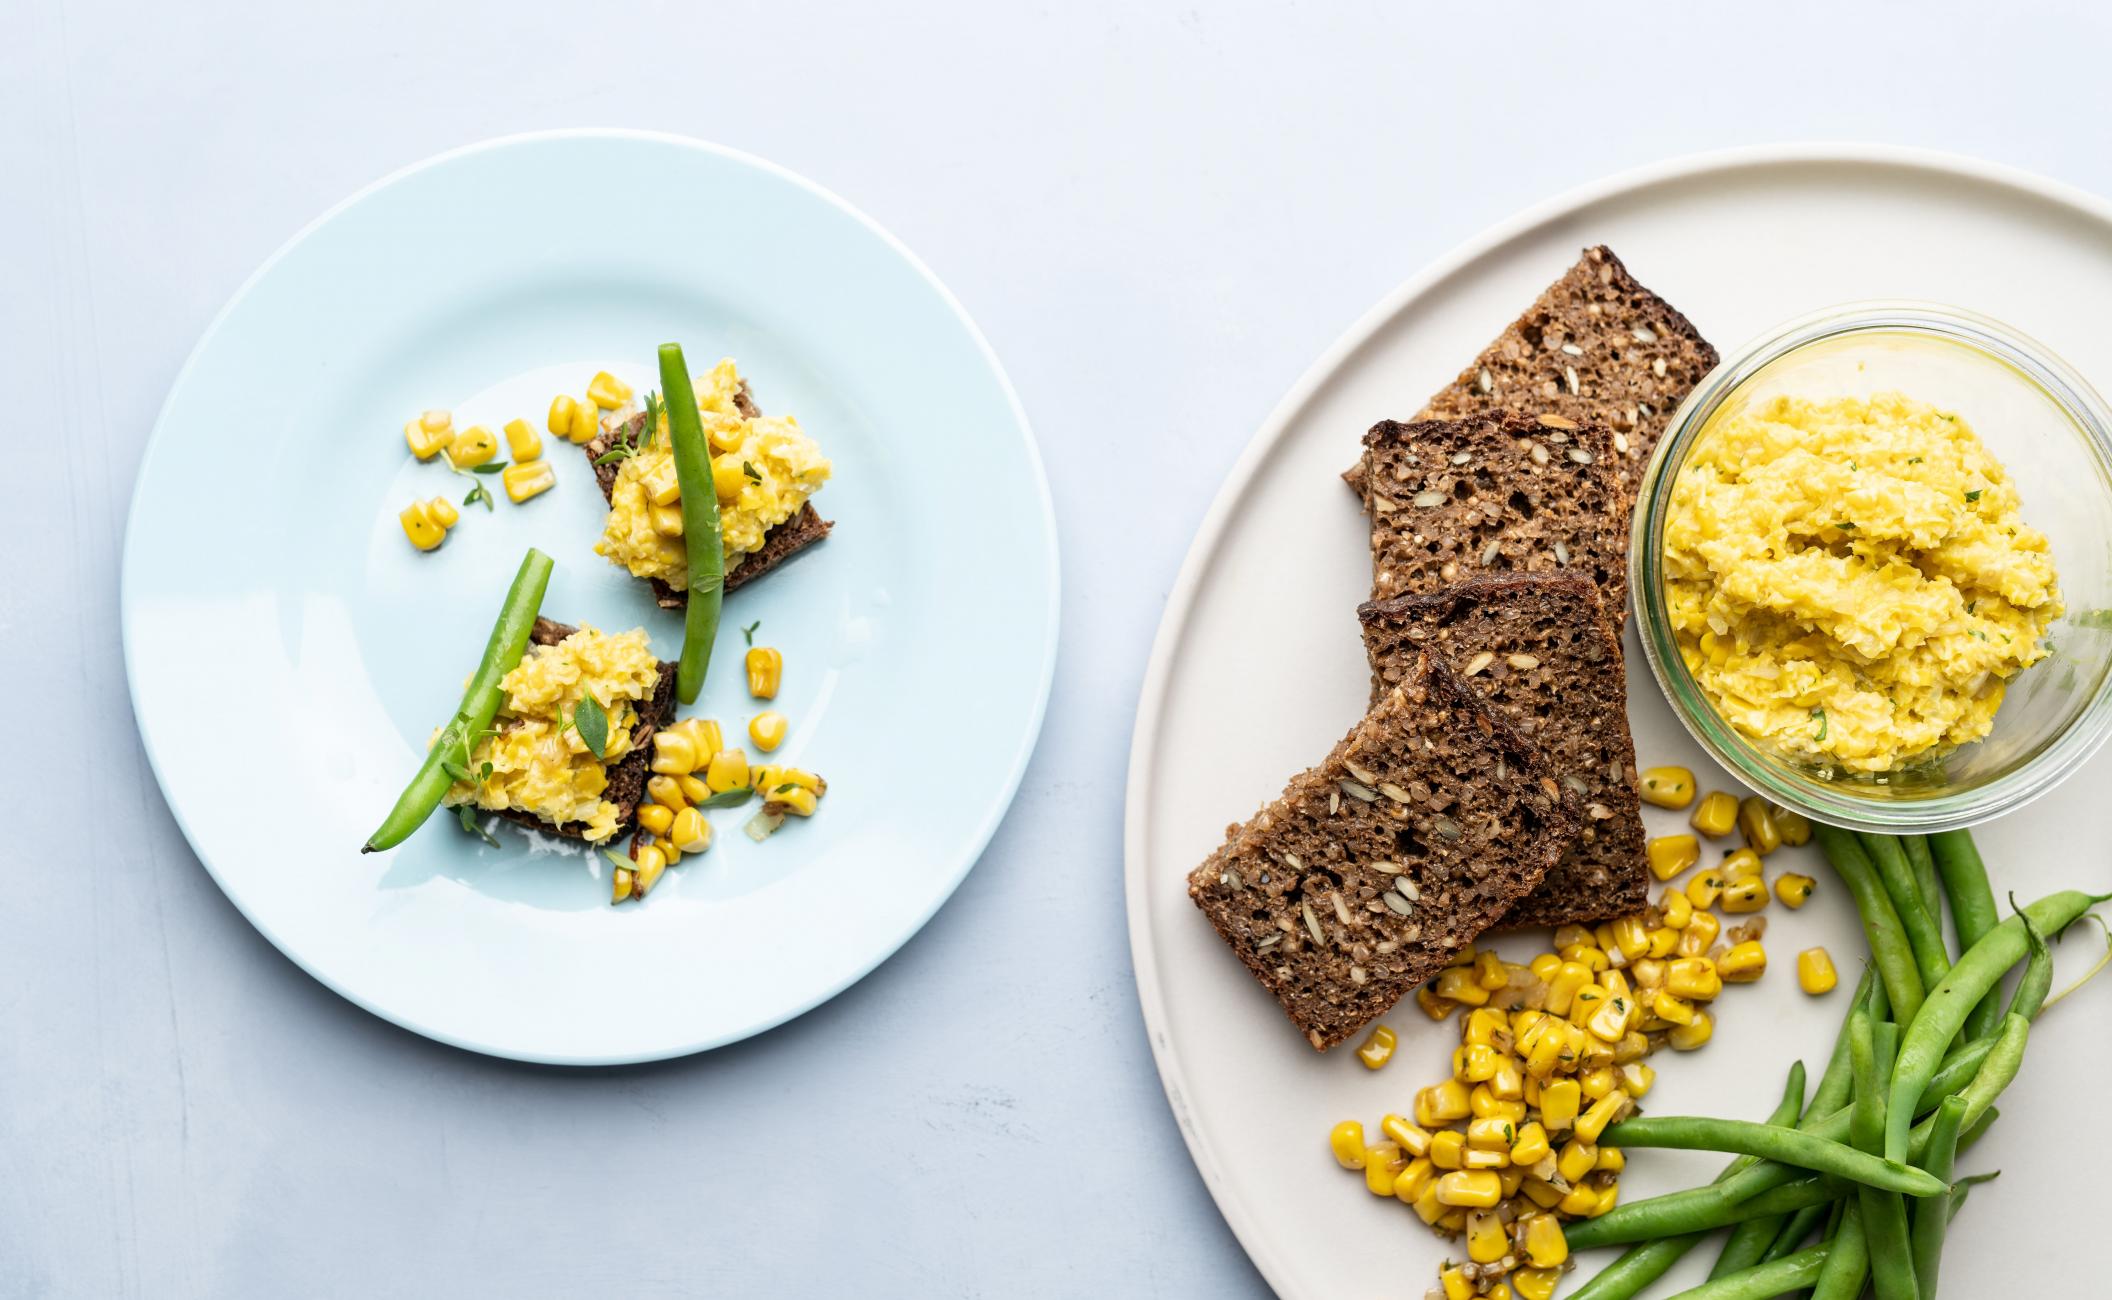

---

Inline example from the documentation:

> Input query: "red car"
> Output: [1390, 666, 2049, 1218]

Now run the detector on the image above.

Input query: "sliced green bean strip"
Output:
[2004, 904, 2054, 1023]
[1757, 1199, 1831, 1265]
[659, 343, 725, 706]
[1809, 1198, 1869, 1300]
[1851, 1013, 1920, 1300]
[1816, 826, 1926, 1025]
[1885, 889, 2106, 1161]
[1901, 833, 1943, 923]
[1859, 832, 1951, 993]
[1665, 1243, 1832, 1300]
[1930, 829, 2003, 1039]
[363, 548, 554, 852]
[1911, 1095, 1967, 1300]
[1598, 1116, 1946, 1197]
[1565, 1175, 1838, 1251]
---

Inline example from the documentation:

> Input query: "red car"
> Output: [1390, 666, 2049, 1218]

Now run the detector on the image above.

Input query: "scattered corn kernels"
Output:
[670, 807, 711, 855]
[405, 410, 455, 460]
[704, 748, 751, 793]
[502, 460, 555, 503]
[1329, 1121, 1366, 1169]
[1719, 941, 1767, 983]
[1775, 873, 1817, 908]
[1466, 1210, 1507, 1263]
[399, 499, 451, 551]
[1686, 869, 1727, 910]
[1646, 834, 1699, 881]
[652, 730, 700, 775]
[1356, 1025, 1397, 1070]
[1523, 1212, 1569, 1268]
[1737, 796, 1782, 854]
[549, 394, 599, 443]
[1659, 889, 1694, 928]
[1382, 1115, 1432, 1157]
[1690, 790, 1739, 837]
[636, 803, 674, 836]
[1773, 806, 1813, 847]
[587, 370, 633, 409]
[745, 646, 783, 699]
[502, 417, 542, 463]
[749, 711, 788, 753]
[1798, 947, 1838, 995]
[1435, 1170, 1502, 1209]
[631, 843, 667, 897]
[1668, 1010, 1714, 1050]
[1638, 765, 1695, 809]
[446, 424, 498, 469]
[1721, 875, 1770, 913]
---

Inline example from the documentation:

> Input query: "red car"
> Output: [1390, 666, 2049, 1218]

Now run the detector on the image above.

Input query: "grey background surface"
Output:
[6, 2, 2110, 1295]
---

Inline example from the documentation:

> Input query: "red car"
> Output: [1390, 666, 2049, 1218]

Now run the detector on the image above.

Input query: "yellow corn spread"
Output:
[442, 626, 662, 842]
[1665, 392, 2060, 773]
[595, 359, 831, 586]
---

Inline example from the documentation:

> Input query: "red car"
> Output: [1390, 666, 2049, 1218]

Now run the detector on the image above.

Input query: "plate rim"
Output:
[1121, 140, 2112, 1294]
[121, 128, 1061, 1066]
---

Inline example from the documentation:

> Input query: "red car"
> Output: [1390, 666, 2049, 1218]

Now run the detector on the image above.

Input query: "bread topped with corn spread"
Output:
[1187, 651, 1580, 1050]
[1359, 575, 1648, 929]
[443, 618, 676, 844]
[585, 362, 833, 606]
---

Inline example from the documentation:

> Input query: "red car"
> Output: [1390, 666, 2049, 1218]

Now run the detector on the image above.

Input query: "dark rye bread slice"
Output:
[1362, 412, 1633, 621]
[487, 617, 677, 843]
[1345, 245, 1718, 498]
[1359, 575, 1648, 928]
[583, 382, 833, 607]
[1187, 651, 1580, 1050]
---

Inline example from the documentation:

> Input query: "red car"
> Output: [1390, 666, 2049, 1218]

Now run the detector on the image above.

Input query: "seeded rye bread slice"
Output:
[487, 617, 677, 843]
[1362, 412, 1634, 624]
[1359, 575, 1648, 928]
[1344, 245, 1717, 499]
[1187, 651, 1581, 1050]
[583, 381, 834, 608]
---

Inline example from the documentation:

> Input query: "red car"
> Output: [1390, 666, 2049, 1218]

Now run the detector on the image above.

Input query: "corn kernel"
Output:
[1328, 1120, 1366, 1169]
[1553, 924, 1596, 950]
[1528, 952, 1563, 982]
[1355, 1024, 1396, 1070]
[657, 839, 681, 869]
[642, 458, 681, 507]
[651, 730, 700, 775]
[1435, 1170, 1503, 1209]
[1546, 962, 1592, 1016]
[446, 424, 498, 469]
[1638, 765, 1695, 809]
[1631, 957, 1666, 991]
[1556, 1139, 1597, 1183]
[742, 645, 784, 700]
[1681, 909, 1721, 952]
[1441, 1263, 1474, 1300]
[1597, 1146, 1626, 1173]
[549, 394, 582, 440]
[1691, 790, 1738, 838]
[1775, 873, 1817, 908]
[1462, 1007, 1506, 1046]
[1473, 948, 1508, 990]
[1719, 941, 1767, 983]
[399, 501, 447, 551]
[1666, 957, 1722, 1001]
[1647, 927, 1679, 959]
[1469, 1086, 1525, 1122]
[425, 495, 459, 529]
[1651, 988, 1695, 1025]
[1413, 1180, 1448, 1225]
[1660, 890, 1694, 928]
[1393, 1156, 1436, 1205]
[704, 748, 751, 793]
[646, 775, 688, 810]
[502, 459, 556, 503]
[1523, 1212, 1569, 1267]
[404, 415, 455, 460]
[1510, 1121, 1550, 1166]
[1720, 875, 1769, 913]
[1461, 1043, 1499, 1082]
[1488, 1056, 1524, 1102]
[1686, 870, 1727, 909]
[587, 370, 633, 410]
[1592, 1179, 1621, 1217]
[632, 844, 667, 896]
[677, 773, 712, 804]
[1436, 966, 1491, 1007]
[1773, 806, 1813, 847]
[1466, 1209, 1507, 1263]
[1647, 834, 1700, 881]
[1498, 1165, 1525, 1198]
[644, 503, 684, 536]
[748, 711, 788, 753]
[670, 807, 711, 855]
[1429, 1129, 1465, 1169]
[1521, 1176, 1565, 1210]
[711, 456, 747, 502]
[1617, 1061, 1655, 1097]
[1461, 1146, 1509, 1170]
[1560, 1181, 1601, 1216]
[1514, 1267, 1560, 1300]
[1797, 946, 1838, 995]
[1416, 985, 1456, 1021]
[611, 865, 633, 903]
[1575, 1089, 1629, 1143]
[1466, 1116, 1514, 1152]
[1587, 993, 1635, 1042]
[1416, 1080, 1471, 1127]
[1737, 796, 1781, 854]
[502, 417, 542, 463]
[1609, 916, 1651, 961]
[1669, 1009, 1715, 1050]
[1570, 983, 1608, 1026]
[636, 803, 674, 836]
[1381, 1114, 1431, 1157]
[1362, 1141, 1403, 1196]
[765, 784, 819, 817]
[1578, 1065, 1617, 1100]
[1561, 943, 1609, 973]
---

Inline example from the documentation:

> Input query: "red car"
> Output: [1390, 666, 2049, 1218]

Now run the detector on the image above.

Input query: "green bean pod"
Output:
[1911, 1095, 1968, 1300]
[1597, 1116, 1947, 1197]
[1929, 829, 2003, 1039]
[1664, 1243, 1832, 1300]
[658, 343, 725, 706]
[1816, 826, 1927, 1025]
[1809, 1198, 1869, 1300]
[1858, 832, 1952, 993]
[1851, 1015, 1920, 1300]
[1757, 1199, 1832, 1265]
[362, 548, 554, 852]
[1565, 1175, 1837, 1251]
[1901, 833, 1943, 920]
[1885, 889, 2107, 1161]
[2005, 906, 2054, 1023]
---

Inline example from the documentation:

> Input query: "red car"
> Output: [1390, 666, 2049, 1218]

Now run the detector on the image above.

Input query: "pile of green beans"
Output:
[1565, 827, 2108, 1300]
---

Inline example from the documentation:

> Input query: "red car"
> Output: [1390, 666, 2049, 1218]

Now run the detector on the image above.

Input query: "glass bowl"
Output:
[1631, 302, 2112, 832]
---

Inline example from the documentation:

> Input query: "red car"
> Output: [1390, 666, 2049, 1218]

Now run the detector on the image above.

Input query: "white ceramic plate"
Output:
[123, 131, 1057, 1065]
[1126, 145, 2112, 1297]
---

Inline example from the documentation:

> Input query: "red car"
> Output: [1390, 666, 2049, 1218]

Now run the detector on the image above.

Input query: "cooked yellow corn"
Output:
[748, 711, 788, 753]
[1429, 1129, 1465, 1169]
[1647, 834, 1700, 881]
[1521, 1176, 1565, 1210]
[1719, 848, 1763, 880]
[764, 785, 819, 817]
[1658, 889, 1693, 929]
[658, 838, 682, 869]
[677, 773, 712, 804]
[502, 460, 555, 503]
[1685, 869, 1727, 910]
[1775, 873, 1817, 908]
[1488, 1056, 1524, 1101]
[548, 394, 598, 443]
[1556, 1138, 1597, 1183]
[404, 412, 455, 460]
[1466, 1209, 1507, 1263]
[1647, 927, 1679, 959]
[1738, 796, 1781, 854]
[1691, 790, 1739, 837]
[1593, 1180, 1621, 1217]
[1440, 1265, 1474, 1300]
[1638, 765, 1695, 809]
[704, 748, 750, 793]
[1463, 1007, 1505, 1046]
[1553, 924, 1596, 950]
[1562, 943, 1609, 973]
[1465, 1116, 1514, 1152]
[1355, 1024, 1396, 1070]
[1721, 875, 1770, 913]
[1412, 1180, 1448, 1225]
[1680, 909, 1721, 955]
[446, 424, 498, 469]
[646, 775, 687, 810]
[1559, 1181, 1601, 1216]
[649, 503, 685, 536]
[1415, 985, 1454, 1021]
[610, 865, 633, 903]
[632, 843, 667, 896]
[1539, 1078, 1580, 1134]
[1329, 1120, 1366, 1169]
[1416, 1080, 1471, 1127]
[1666, 956, 1722, 1001]
[587, 370, 633, 409]
[1668, 1009, 1714, 1050]
[1381, 1114, 1431, 1157]
[652, 730, 700, 775]
[1528, 952, 1563, 982]
[1650, 988, 1695, 1025]
[1608, 915, 1650, 961]
[502, 417, 542, 463]
[1435, 1170, 1502, 1209]
[642, 458, 681, 507]
[712, 456, 747, 502]
[1773, 806, 1813, 847]
[1577, 1065, 1617, 1101]
[1461, 1146, 1509, 1171]
[1362, 1141, 1403, 1196]
[1523, 1212, 1569, 1268]
[1513, 1267, 1560, 1300]
[1597, 1146, 1626, 1173]
[754, 766, 825, 797]
[1798, 946, 1838, 995]
[399, 500, 449, 551]
[1617, 1061, 1655, 1097]
[743, 646, 783, 699]
[636, 803, 674, 836]
[1509, 1120, 1550, 1166]
[1435, 966, 1490, 1007]
[1474, 949, 1509, 990]
[1719, 941, 1767, 983]
[670, 807, 711, 855]
[1393, 1157, 1436, 1205]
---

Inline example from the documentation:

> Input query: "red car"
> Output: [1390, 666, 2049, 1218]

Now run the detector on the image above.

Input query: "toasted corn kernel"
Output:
[1416, 985, 1455, 1021]
[1775, 873, 1817, 908]
[1719, 941, 1767, 983]
[1510, 1121, 1550, 1166]
[1660, 890, 1694, 928]
[764, 785, 818, 817]
[1646, 834, 1699, 882]
[651, 730, 700, 775]
[1393, 1156, 1436, 1205]
[446, 424, 498, 469]
[1328, 1120, 1366, 1169]
[632, 844, 668, 896]
[1647, 926, 1679, 959]
[1362, 1141, 1404, 1196]
[1669, 1009, 1715, 1050]
[1617, 1061, 1655, 1097]
[1528, 952, 1563, 982]
[1435, 1170, 1503, 1209]
[1523, 1212, 1569, 1268]
[1556, 1138, 1597, 1183]
[1429, 1130, 1465, 1170]
[1466, 1209, 1507, 1263]
[1355, 1024, 1396, 1070]
[1514, 1268, 1560, 1300]
[502, 417, 542, 463]
[1638, 765, 1695, 809]
[1578, 1065, 1617, 1101]
[1686, 870, 1727, 910]
[1521, 1176, 1565, 1210]
[1721, 875, 1770, 913]
[1679, 909, 1721, 956]
[1562, 944, 1610, 973]
[1436, 966, 1491, 1007]
[1691, 790, 1738, 838]
[1553, 925, 1597, 950]
[1737, 796, 1782, 854]
[748, 711, 788, 753]
[1773, 806, 1813, 846]
[1798, 946, 1838, 995]
[502, 460, 556, 503]
[1666, 957, 1722, 1001]
[1631, 957, 1666, 990]
[1416, 1080, 1471, 1127]
[1651, 988, 1695, 1025]
[1440, 1265, 1474, 1300]
[1463, 1007, 1507, 1046]
[1381, 1114, 1431, 1157]
[587, 370, 633, 409]
[669, 807, 711, 855]
[1473, 948, 1508, 990]
[704, 748, 751, 793]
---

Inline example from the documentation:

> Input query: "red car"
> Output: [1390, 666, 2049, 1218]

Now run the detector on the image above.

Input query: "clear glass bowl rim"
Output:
[1629, 300, 2112, 833]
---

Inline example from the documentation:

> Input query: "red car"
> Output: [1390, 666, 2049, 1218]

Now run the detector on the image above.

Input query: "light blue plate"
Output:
[121, 131, 1058, 1064]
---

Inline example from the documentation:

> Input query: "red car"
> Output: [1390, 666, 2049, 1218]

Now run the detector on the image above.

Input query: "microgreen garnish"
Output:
[601, 848, 634, 876]
[1811, 707, 1829, 742]
[1970, 630, 1989, 642]
[742, 461, 762, 482]
[695, 787, 755, 809]
[1908, 456, 1924, 464]
[574, 696, 609, 759]
[1836, 521, 1857, 531]
[450, 459, 509, 510]
[456, 803, 501, 847]
[640, 392, 664, 450]
[1966, 489, 1984, 503]
[742, 620, 761, 646]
